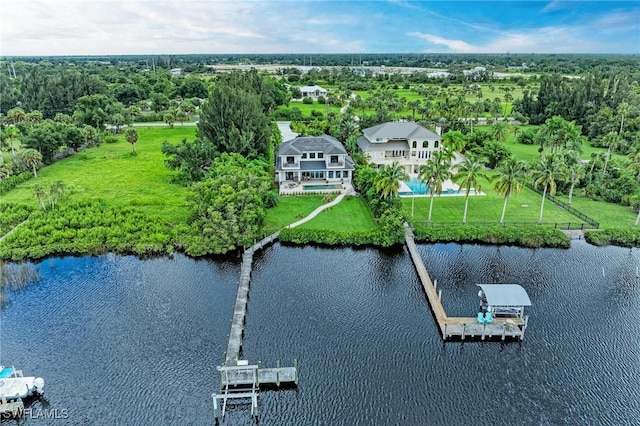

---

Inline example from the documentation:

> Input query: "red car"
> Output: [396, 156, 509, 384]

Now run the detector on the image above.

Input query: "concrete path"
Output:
[276, 121, 299, 142]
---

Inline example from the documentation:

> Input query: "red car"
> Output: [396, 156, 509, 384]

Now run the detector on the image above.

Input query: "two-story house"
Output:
[276, 135, 355, 189]
[356, 122, 442, 175]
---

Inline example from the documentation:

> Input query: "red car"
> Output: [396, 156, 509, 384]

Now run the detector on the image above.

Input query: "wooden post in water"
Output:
[276, 360, 280, 386]
[461, 323, 466, 340]
[438, 290, 442, 301]
[481, 323, 486, 340]
[501, 322, 506, 340]
[294, 358, 299, 385]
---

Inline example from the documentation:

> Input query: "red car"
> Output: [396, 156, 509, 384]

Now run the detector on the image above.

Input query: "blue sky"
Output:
[1, 1, 638, 56]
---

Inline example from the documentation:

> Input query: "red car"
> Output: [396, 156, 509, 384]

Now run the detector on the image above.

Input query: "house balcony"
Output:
[282, 162, 300, 169]
[327, 161, 345, 168]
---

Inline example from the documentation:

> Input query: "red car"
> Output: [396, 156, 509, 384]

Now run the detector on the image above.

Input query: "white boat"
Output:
[0, 366, 44, 400]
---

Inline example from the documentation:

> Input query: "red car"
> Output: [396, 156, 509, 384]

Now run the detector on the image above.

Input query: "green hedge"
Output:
[279, 227, 404, 248]
[584, 228, 640, 247]
[0, 172, 33, 195]
[413, 225, 571, 249]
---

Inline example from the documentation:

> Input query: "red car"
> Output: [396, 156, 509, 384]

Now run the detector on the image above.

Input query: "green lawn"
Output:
[402, 184, 584, 227]
[264, 195, 325, 233]
[553, 195, 638, 228]
[280, 101, 342, 117]
[1, 126, 196, 223]
[298, 195, 378, 232]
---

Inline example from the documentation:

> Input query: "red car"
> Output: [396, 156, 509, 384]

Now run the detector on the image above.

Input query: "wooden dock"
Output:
[224, 232, 280, 367]
[216, 232, 298, 421]
[404, 224, 528, 341]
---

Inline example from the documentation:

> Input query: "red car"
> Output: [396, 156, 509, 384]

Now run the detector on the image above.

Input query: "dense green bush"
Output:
[0, 203, 34, 236]
[584, 228, 640, 247]
[0, 200, 173, 261]
[413, 225, 570, 248]
[0, 172, 33, 195]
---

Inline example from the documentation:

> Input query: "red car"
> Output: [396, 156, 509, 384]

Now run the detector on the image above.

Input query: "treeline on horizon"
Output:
[2, 53, 639, 74]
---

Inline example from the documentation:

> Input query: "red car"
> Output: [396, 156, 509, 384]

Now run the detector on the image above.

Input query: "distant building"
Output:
[298, 85, 328, 99]
[356, 121, 442, 175]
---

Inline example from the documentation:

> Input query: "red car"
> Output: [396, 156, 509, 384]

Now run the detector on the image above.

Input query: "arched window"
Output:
[434, 141, 439, 148]
[422, 141, 428, 148]
[412, 141, 417, 149]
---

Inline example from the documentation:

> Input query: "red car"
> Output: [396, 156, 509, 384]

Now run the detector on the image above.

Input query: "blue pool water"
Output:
[303, 184, 341, 191]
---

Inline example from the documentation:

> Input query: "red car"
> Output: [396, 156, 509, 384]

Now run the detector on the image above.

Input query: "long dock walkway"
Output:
[404, 224, 528, 341]
[215, 191, 349, 420]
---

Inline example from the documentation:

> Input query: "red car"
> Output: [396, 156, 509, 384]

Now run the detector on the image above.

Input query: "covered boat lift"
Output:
[477, 284, 532, 318]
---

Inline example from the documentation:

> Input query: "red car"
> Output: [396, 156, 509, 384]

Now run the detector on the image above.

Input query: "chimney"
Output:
[435, 123, 442, 136]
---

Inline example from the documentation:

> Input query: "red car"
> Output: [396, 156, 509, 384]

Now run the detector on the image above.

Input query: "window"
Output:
[336, 171, 341, 178]
[302, 153, 307, 159]
[434, 141, 439, 148]
[422, 141, 428, 148]
[330, 155, 338, 163]
[412, 141, 417, 149]
[286, 156, 294, 164]
[328, 171, 334, 178]
[376, 138, 383, 142]
[318, 153, 324, 159]
[310, 153, 316, 159]
[343, 171, 349, 178]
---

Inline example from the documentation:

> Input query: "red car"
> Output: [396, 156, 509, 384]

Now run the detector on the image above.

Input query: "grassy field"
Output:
[553, 195, 638, 228]
[1, 126, 196, 223]
[402, 183, 585, 227]
[298, 195, 378, 231]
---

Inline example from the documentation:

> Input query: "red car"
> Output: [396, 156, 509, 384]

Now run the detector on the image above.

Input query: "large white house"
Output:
[356, 121, 442, 175]
[276, 135, 355, 189]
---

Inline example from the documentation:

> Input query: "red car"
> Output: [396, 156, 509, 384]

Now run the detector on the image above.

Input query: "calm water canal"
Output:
[0, 241, 639, 425]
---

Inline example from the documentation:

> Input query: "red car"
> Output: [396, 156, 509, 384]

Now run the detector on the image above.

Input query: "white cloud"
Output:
[407, 32, 474, 53]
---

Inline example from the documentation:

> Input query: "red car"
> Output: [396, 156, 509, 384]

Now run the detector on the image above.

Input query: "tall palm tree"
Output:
[374, 162, 408, 200]
[454, 155, 490, 224]
[532, 152, 564, 224]
[567, 163, 584, 206]
[418, 150, 452, 225]
[124, 127, 139, 155]
[601, 131, 621, 178]
[493, 157, 527, 223]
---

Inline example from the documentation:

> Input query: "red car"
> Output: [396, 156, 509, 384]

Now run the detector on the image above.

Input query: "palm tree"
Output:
[601, 131, 621, 178]
[3, 127, 19, 156]
[567, 163, 584, 206]
[418, 150, 452, 225]
[374, 162, 408, 200]
[454, 155, 490, 224]
[490, 121, 510, 143]
[33, 184, 48, 211]
[124, 127, 139, 155]
[532, 152, 564, 224]
[21, 148, 42, 178]
[442, 130, 466, 154]
[493, 157, 527, 223]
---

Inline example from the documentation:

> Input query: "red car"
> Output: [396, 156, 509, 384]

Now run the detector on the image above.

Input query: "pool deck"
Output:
[279, 179, 354, 195]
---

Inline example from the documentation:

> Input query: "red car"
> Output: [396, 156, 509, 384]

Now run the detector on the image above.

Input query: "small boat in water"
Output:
[0, 365, 44, 400]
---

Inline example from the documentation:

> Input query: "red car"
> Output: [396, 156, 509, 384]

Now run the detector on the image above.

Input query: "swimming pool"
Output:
[399, 178, 478, 196]
[303, 184, 342, 191]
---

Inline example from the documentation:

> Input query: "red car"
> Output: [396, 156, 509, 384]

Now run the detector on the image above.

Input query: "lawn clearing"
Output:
[264, 195, 325, 233]
[0, 126, 196, 224]
[298, 195, 378, 232]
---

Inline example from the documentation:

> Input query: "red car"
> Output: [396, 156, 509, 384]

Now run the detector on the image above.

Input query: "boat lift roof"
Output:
[477, 284, 532, 307]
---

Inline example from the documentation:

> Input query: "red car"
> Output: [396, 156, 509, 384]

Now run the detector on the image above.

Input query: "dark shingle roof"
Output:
[279, 135, 348, 156]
